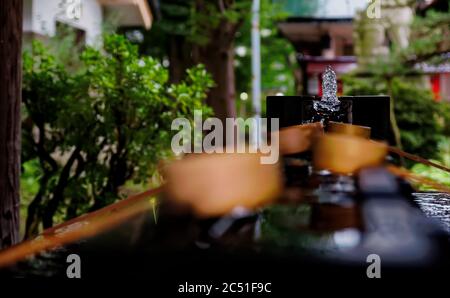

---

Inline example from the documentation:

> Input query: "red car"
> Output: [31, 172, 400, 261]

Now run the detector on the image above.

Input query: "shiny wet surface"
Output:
[2, 169, 450, 279]
[413, 193, 450, 233]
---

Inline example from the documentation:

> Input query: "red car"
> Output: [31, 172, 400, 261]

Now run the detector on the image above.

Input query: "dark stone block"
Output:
[267, 95, 391, 141]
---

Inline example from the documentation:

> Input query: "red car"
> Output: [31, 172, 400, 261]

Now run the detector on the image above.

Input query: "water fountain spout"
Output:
[314, 66, 341, 112]
[313, 66, 341, 123]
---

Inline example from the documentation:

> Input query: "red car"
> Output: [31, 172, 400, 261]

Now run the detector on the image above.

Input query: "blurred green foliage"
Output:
[402, 7, 450, 66]
[271, 0, 320, 17]
[235, 0, 297, 116]
[21, 34, 213, 237]
[126, 0, 296, 117]
[129, 0, 252, 63]
[145, 0, 251, 46]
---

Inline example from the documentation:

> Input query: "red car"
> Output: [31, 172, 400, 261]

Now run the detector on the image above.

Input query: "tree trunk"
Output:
[199, 41, 237, 122]
[168, 36, 192, 84]
[0, 0, 22, 249]
[195, 14, 240, 122]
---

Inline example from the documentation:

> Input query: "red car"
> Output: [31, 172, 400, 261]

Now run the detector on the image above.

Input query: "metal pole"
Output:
[251, 0, 261, 147]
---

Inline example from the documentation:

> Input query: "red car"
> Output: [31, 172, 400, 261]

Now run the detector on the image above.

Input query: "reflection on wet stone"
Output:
[413, 193, 450, 233]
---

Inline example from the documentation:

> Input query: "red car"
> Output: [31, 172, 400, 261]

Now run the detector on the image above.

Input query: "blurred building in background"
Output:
[275, 0, 365, 96]
[417, 0, 450, 102]
[275, 0, 450, 102]
[23, 0, 159, 45]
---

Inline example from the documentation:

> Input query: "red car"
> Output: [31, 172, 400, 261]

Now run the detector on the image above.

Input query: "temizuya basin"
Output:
[313, 133, 388, 174]
[164, 153, 283, 217]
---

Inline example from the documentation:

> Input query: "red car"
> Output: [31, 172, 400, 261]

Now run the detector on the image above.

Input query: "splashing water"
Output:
[314, 66, 341, 114]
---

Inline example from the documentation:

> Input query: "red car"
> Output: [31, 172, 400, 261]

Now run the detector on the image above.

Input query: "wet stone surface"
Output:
[2, 176, 450, 278]
[413, 193, 450, 233]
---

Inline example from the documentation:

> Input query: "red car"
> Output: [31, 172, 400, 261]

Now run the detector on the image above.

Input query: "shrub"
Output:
[343, 76, 448, 160]
[22, 34, 213, 237]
